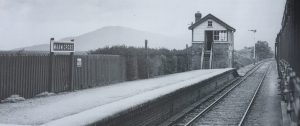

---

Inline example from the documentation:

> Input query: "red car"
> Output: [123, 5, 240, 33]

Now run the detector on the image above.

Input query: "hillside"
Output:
[15, 26, 188, 51]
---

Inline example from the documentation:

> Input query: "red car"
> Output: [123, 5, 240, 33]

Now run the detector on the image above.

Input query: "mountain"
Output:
[14, 44, 50, 51]
[16, 26, 188, 51]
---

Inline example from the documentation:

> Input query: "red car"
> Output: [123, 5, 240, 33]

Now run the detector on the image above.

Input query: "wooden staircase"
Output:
[202, 51, 212, 69]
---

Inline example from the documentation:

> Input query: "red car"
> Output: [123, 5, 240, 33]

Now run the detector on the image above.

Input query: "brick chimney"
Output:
[195, 11, 202, 22]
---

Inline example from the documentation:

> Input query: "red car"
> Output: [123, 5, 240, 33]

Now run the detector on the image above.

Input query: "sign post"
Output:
[48, 38, 55, 92]
[49, 38, 75, 92]
[69, 39, 74, 91]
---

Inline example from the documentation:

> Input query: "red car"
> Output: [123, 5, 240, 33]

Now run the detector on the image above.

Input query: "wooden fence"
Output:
[0, 53, 126, 100]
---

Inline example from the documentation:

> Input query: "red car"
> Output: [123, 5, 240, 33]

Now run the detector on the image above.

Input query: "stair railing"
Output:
[209, 43, 213, 69]
[200, 47, 204, 69]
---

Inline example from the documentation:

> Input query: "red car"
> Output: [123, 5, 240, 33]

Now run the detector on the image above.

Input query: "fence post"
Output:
[186, 44, 189, 71]
[69, 39, 74, 91]
[48, 38, 54, 92]
[145, 40, 149, 78]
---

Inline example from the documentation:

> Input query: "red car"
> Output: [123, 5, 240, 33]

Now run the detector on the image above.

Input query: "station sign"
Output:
[50, 40, 75, 52]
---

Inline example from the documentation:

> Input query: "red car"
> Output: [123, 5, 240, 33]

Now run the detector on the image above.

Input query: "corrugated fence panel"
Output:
[0, 54, 126, 100]
[52, 55, 70, 93]
[0, 56, 4, 98]
[72, 54, 126, 90]
[0, 55, 50, 99]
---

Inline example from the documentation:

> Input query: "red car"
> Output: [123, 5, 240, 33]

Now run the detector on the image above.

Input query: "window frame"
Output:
[213, 31, 219, 40]
[208, 21, 213, 27]
[213, 30, 228, 41]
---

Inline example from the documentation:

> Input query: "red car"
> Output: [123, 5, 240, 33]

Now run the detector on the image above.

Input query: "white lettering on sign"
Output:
[50, 40, 75, 52]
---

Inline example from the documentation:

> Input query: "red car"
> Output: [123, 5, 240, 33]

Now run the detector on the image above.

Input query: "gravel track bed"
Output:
[190, 62, 271, 125]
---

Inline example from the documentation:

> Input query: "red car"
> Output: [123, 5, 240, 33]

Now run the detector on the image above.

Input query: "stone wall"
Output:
[191, 43, 204, 70]
[212, 43, 230, 68]
[191, 42, 232, 69]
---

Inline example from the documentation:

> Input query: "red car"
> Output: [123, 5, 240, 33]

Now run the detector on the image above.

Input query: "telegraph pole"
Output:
[248, 29, 257, 64]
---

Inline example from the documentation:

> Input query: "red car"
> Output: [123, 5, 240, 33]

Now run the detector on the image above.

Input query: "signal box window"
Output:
[213, 30, 227, 41]
[208, 21, 213, 27]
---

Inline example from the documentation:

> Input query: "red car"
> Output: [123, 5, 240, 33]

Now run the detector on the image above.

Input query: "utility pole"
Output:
[248, 29, 257, 64]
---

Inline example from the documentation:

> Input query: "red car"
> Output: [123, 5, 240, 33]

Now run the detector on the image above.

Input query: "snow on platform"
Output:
[0, 68, 234, 125]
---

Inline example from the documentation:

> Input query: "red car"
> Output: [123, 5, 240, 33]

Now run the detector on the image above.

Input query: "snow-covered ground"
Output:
[1, 95, 25, 103]
[0, 68, 233, 125]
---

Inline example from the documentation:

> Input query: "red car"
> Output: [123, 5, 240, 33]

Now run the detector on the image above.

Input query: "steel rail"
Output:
[237, 62, 272, 126]
[181, 62, 266, 126]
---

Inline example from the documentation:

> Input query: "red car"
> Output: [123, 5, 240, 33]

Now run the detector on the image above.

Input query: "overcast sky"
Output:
[0, 0, 286, 50]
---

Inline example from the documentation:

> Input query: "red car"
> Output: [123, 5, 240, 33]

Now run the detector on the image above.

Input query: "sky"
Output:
[0, 0, 286, 50]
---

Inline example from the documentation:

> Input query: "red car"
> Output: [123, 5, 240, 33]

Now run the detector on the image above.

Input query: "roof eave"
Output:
[188, 13, 236, 32]
[189, 26, 236, 32]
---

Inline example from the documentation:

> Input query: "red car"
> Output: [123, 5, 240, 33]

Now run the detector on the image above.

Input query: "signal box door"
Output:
[205, 31, 213, 50]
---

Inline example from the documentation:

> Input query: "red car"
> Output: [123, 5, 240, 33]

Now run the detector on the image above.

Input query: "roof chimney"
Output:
[195, 11, 202, 22]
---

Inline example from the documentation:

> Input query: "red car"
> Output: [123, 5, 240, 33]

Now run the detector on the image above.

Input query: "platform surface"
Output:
[0, 68, 233, 125]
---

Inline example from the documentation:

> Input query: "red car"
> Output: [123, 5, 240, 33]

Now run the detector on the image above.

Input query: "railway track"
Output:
[167, 61, 271, 126]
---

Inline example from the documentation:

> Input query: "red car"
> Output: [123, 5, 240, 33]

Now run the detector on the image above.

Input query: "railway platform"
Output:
[0, 68, 237, 126]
